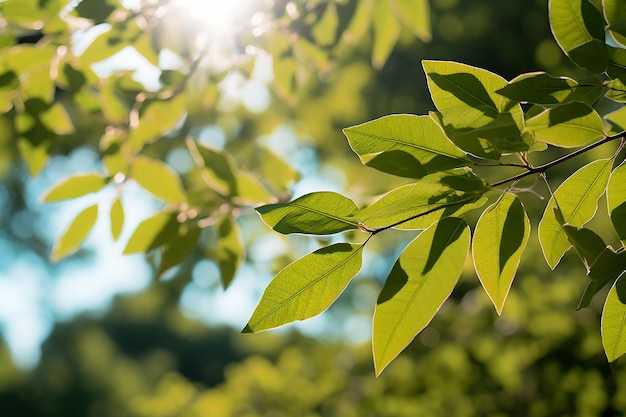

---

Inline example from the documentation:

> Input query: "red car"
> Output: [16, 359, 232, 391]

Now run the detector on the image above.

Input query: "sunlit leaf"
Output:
[312, 2, 338, 46]
[51, 204, 99, 262]
[524, 102, 605, 147]
[127, 94, 188, 151]
[246, 146, 300, 194]
[17, 136, 51, 177]
[605, 78, 626, 103]
[603, 0, 626, 46]
[132, 155, 186, 204]
[423, 60, 525, 158]
[243, 242, 364, 333]
[343, 114, 469, 178]
[215, 215, 244, 289]
[371, 0, 400, 69]
[602, 275, 626, 362]
[473, 194, 530, 315]
[549, 0, 607, 72]
[110, 197, 124, 241]
[496, 72, 602, 105]
[373, 217, 470, 375]
[79, 25, 130, 64]
[257, 192, 360, 235]
[539, 158, 613, 268]
[608, 159, 626, 245]
[40, 102, 75, 135]
[357, 168, 488, 230]
[40, 172, 108, 202]
[232, 171, 274, 205]
[393, 0, 431, 41]
[124, 212, 178, 254]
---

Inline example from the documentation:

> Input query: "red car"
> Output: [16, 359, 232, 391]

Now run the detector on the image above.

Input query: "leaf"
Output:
[539, 158, 613, 268]
[247, 146, 300, 194]
[473, 194, 530, 315]
[549, 0, 607, 72]
[605, 78, 626, 103]
[127, 94, 188, 152]
[110, 197, 124, 241]
[257, 192, 360, 235]
[371, 0, 400, 69]
[40, 172, 108, 202]
[243, 242, 364, 333]
[373, 217, 470, 375]
[157, 226, 201, 278]
[423, 60, 525, 158]
[17, 136, 52, 177]
[40, 102, 75, 135]
[392, 0, 431, 42]
[52, 204, 99, 262]
[215, 216, 244, 289]
[79, 25, 130, 64]
[524, 102, 605, 147]
[124, 212, 179, 254]
[132, 155, 186, 204]
[312, 2, 338, 46]
[496, 72, 602, 105]
[608, 158, 626, 245]
[342, 114, 469, 178]
[602, 274, 626, 362]
[357, 168, 488, 230]
[603, 0, 626, 46]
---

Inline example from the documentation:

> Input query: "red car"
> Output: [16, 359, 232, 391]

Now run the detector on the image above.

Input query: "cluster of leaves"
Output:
[0, 0, 431, 284]
[244, 0, 626, 374]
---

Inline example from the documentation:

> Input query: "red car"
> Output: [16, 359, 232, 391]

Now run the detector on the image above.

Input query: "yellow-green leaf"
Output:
[40, 172, 108, 202]
[123, 212, 178, 254]
[393, 0, 431, 41]
[373, 217, 470, 375]
[132, 156, 186, 204]
[539, 158, 613, 268]
[601, 275, 626, 362]
[371, 0, 400, 69]
[608, 159, 626, 246]
[243, 243, 364, 333]
[51, 204, 99, 262]
[473, 194, 530, 315]
[110, 197, 124, 241]
[215, 216, 244, 289]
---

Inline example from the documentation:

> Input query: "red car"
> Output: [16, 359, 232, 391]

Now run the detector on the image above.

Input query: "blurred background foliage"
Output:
[1, 0, 625, 415]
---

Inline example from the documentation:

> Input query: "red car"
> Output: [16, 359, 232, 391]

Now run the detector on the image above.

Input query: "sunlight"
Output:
[173, 0, 257, 35]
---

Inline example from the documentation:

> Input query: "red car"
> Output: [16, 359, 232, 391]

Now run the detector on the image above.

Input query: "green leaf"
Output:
[257, 192, 360, 235]
[608, 159, 626, 245]
[473, 194, 530, 315]
[40, 102, 75, 135]
[605, 78, 626, 103]
[524, 102, 605, 147]
[393, 0, 431, 42]
[215, 216, 244, 289]
[17, 136, 52, 177]
[496, 72, 602, 105]
[357, 168, 488, 230]
[373, 217, 470, 375]
[247, 146, 300, 194]
[343, 114, 469, 178]
[40, 172, 108, 202]
[79, 25, 130, 64]
[157, 226, 201, 278]
[132, 156, 186, 204]
[549, 0, 607, 72]
[243, 242, 364, 333]
[423, 60, 525, 159]
[607, 106, 626, 131]
[124, 212, 179, 254]
[539, 158, 613, 268]
[602, 275, 626, 362]
[110, 197, 124, 241]
[371, 0, 400, 69]
[604, 0, 626, 46]
[127, 94, 188, 151]
[231, 171, 274, 205]
[312, 2, 338, 46]
[52, 204, 99, 262]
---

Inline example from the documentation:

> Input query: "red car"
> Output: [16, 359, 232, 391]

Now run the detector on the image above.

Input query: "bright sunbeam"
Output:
[174, 0, 257, 35]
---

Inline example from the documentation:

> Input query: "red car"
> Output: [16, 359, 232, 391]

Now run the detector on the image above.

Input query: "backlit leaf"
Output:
[215, 216, 244, 289]
[473, 194, 530, 315]
[496, 72, 602, 105]
[393, 0, 431, 42]
[373, 217, 470, 375]
[257, 192, 360, 235]
[157, 225, 201, 278]
[243, 242, 364, 333]
[127, 94, 188, 152]
[357, 168, 488, 230]
[40, 172, 108, 202]
[343, 114, 469, 178]
[52, 204, 99, 262]
[608, 159, 626, 245]
[603, 0, 626, 46]
[132, 155, 186, 204]
[124, 212, 178, 254]
[539, 158, 613, 268]
[524, 102, 605, 147]
[110, 197, 124, 241]
[371, 0, 400, 69]
[602, 275, 626, 362]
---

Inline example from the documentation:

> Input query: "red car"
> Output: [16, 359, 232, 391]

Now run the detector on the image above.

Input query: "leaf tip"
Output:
[241, 324, 254, 334]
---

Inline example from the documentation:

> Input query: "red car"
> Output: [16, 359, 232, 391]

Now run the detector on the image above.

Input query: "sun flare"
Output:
[173, 0, 256, 35]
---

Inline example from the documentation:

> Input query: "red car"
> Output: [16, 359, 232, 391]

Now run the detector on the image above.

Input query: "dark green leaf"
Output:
[496, 72, 602, 105]
[343, 114, 469, 178]
[243, 242, 364, 333]
[373, 217, 470, 375]
[257, 192, 360, 235]
[604, 0, 626, 46]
